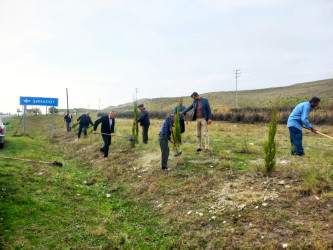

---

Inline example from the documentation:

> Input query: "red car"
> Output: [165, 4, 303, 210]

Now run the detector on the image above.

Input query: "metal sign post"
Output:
[19, 96, 59, 138]
[52, 106, 55, 137]
[23, 105, 27, 134]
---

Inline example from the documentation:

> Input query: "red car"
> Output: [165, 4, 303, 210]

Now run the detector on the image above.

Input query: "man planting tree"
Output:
[158, 114, 176, 171]
[287, 96, 320, 156]
[93, 111, 116, 160]
[76, 112, 94, 138]
[181, 92, 212, 152]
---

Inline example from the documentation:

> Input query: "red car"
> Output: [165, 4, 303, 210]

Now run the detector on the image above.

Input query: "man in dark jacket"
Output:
[134, 104, 150, 144]
[93, 111, 116, 159]
[64, 111, 73, 132]
[76, 112, 94, 138]
[181, 92, 212, 152]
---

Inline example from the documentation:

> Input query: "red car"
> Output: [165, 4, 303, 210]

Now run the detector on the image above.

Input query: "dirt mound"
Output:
[210, 176, 279, 212]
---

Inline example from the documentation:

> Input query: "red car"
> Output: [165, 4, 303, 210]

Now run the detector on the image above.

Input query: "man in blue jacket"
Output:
[76, 112, 94, 138]
[287, 97, 320, 156]
[134, 104, 150, 144]
[93, 111, 116, 159]
[159, 114, 176, 170]
[181, 92, 212, 152]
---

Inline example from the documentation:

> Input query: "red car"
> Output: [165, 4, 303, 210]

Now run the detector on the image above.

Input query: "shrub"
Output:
[174, 106, 182, 143]
[131, 101, 139, 147]
[264, 105, 279, 175]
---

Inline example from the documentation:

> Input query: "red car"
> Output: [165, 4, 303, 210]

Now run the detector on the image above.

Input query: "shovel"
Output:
[94, 132, 134, 142]
[12, 115, 24, 137]
[167, 116, 182, 157]
[303, 126, 333, 140]
[0, 156, 63, 166]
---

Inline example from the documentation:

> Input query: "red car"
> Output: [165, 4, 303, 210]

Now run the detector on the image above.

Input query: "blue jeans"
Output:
[66, 122, 72, 132]
[289, 127, 304, 155]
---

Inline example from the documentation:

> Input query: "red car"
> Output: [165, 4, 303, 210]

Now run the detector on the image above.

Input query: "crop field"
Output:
[0, 114, 333, 248]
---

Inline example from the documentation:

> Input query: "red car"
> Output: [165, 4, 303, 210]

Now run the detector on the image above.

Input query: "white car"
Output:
[0, 117, 7, 149]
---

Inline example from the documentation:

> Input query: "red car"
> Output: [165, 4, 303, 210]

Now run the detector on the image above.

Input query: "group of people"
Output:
[64, 93, 321, 170]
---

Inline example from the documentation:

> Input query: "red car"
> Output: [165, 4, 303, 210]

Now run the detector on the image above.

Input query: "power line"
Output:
[234, 69, 241, 108]
[66, 88, 69, 112]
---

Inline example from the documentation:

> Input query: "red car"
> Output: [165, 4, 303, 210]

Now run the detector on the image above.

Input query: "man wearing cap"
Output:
[287, 96, 320, 156]
[134, 104, 150, 144]
[93, 111, 116, 160]
[181, 92, 212, 152]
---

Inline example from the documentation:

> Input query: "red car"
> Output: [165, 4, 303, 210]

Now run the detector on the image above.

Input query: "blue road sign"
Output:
[20, 96, 59, 107]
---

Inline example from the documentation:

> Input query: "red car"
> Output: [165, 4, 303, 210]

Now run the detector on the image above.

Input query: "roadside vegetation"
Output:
[0, 114, 332, 248]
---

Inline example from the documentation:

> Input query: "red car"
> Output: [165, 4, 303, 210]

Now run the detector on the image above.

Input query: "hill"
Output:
[143, 78, 333, 112]
[102, 79, 333, 113]
[61, 79, 333, 114]
[101, 98, 150, 113]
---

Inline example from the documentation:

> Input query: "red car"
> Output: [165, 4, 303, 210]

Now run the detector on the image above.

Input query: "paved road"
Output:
[0, 115, 14, 120]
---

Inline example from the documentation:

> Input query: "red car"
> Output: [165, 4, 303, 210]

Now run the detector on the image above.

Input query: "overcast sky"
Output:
[1, 0, 332, 113]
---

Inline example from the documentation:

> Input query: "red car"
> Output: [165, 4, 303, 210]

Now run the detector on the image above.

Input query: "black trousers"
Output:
[180, 119, 185, 134]
[100, 134, 112, 157]
[78, 124, 88, 138]
[142, 126, 149, 144]
[159, 134, 169, 169]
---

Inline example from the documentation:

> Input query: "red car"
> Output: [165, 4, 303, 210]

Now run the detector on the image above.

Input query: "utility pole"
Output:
[99, 98, 101, 110]
[66, 88, 69, 112]
[135, 88, 138, 101]
[234, 69, 241, 108]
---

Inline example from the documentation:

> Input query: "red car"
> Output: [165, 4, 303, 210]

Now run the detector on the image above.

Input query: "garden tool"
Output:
[0, 156, 63, 166]
[303, 126, 333, 140]
[12, 115, 24, 137]
[94, 132, 134, 142]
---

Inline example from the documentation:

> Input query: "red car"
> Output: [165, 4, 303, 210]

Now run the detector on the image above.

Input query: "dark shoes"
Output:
[291, 152, 304, 156]
[196, 148, 210, 152]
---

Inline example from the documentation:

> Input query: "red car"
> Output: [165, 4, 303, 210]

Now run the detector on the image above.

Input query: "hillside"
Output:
[98, 79, 333, 113]
[101, 98, 150, 113]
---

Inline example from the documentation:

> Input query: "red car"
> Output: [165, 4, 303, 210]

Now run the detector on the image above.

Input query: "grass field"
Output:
[1, 114, 333, 248]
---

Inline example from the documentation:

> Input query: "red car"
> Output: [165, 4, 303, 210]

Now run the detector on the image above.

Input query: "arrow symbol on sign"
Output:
[23, 99, 30, 103]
